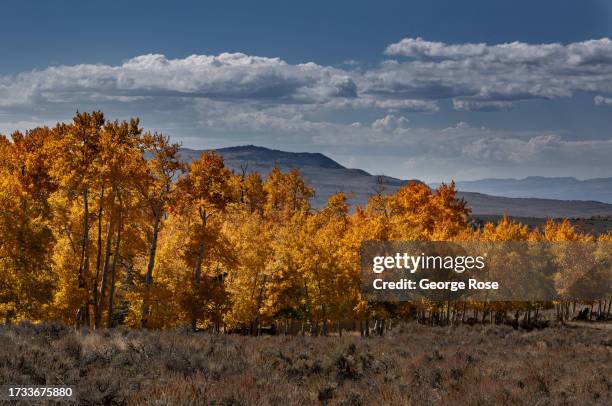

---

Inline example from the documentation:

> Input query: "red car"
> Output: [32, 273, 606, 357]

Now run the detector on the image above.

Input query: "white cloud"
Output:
[0, 40, 611, 180]
[385, 37, 612, 65]
[452, 99, 513, 112]
[385, 37, 488, 59]
[0, 53, 356, 107]
[374, 37, 612, 108]
[0, 119, 58, 135]
[4, 38, 612, 114]
[3, 39, 612, 115]
[328, 97, 439, 112]
[312, 118, 612, 172]
[594, 95, 612, 106]
[371, 114, 410, 132]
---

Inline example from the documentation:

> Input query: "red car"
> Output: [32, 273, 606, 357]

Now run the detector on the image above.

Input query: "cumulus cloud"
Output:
[0, 40, 611, 180]
[385, 37, 488, 60]
[594, 95, 612, 106]
[0, 53, 358, 107]
[384, 37, 612, 65]
[374, 37, 612, 108]
[2, 38, 612, 114]
[371, 114, 410, 132]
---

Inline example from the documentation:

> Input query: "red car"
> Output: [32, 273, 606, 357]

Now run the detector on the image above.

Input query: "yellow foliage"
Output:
[1, 112, 604, 330]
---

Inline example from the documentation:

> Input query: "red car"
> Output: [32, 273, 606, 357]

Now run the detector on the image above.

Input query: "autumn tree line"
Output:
[0, 112, 610, 335]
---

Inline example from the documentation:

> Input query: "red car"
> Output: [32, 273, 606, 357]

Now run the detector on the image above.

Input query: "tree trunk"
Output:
[191, 209, 207, 332]
[75, 307, 82, 329]
[376, 319, 386, 336]
[107, 195, 123, 328]
[92, 186, 104, 325]
[193, 241, 205, 284]
[598, 300, 603, 318]
[95, 200, 114, 329]
[310, 320, 319, 336]
[141, 210, 161, 328]
[77, 188, 91, 328]
[191, 241, 205, 331]
[78, 188, 90, 288]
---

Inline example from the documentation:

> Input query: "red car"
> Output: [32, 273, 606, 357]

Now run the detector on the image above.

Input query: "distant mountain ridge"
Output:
[431, 176, 612, 204]
[180, 146, 413, 208]
[180, 146, 612, 219]
[214, 145, 345, 170]
[454, 192, 612, 218]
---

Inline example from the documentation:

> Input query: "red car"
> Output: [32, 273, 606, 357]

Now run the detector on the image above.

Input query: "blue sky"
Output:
[1, 0, 612, 181]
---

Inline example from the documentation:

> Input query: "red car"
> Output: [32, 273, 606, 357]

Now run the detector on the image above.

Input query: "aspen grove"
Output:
[1, 112, 610, 333]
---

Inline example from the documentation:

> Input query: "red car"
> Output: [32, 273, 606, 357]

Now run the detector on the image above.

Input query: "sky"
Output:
[1, 0, 612, 182]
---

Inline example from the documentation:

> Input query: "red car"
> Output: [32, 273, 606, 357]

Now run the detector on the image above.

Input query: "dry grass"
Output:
[0, 322, 610, 405]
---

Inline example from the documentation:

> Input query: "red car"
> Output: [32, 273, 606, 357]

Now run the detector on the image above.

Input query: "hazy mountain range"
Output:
[180, 146, 612, 219]
[431, 177, 612, 204]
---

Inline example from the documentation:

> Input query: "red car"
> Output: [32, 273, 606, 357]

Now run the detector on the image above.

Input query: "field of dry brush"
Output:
[1, 322, 610, 405]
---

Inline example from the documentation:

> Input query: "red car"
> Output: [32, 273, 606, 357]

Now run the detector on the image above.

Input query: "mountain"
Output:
[454, 192, 612, 218]
[182, 145, 345, 170]
[180, 146, 612, 218]
[181, 146, 415, 208]
[431, 177, 612, 203]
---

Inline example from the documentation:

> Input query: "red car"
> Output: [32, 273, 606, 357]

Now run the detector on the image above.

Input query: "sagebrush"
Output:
[1, 322, 610, 405]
